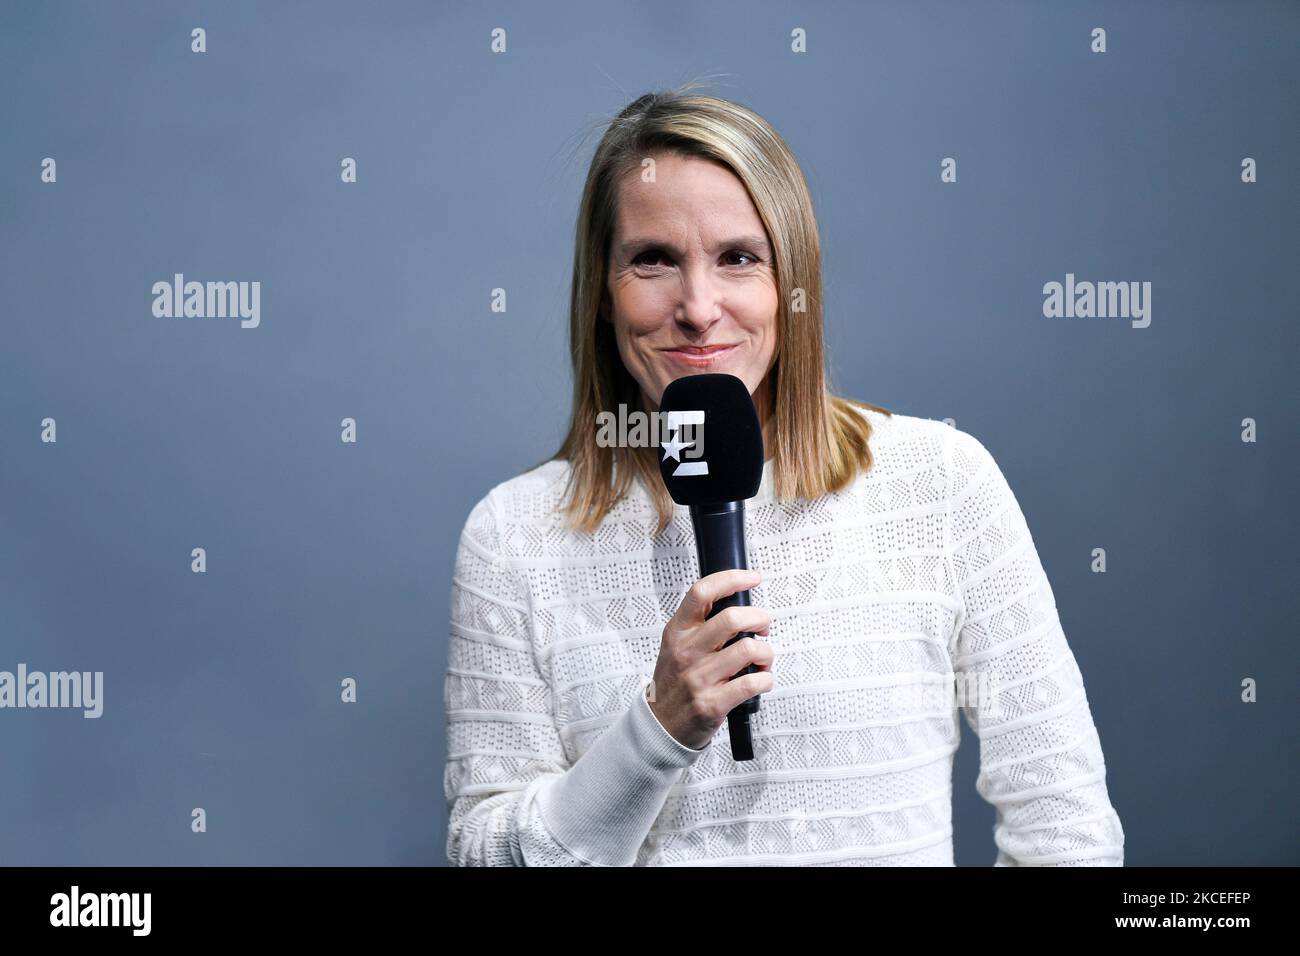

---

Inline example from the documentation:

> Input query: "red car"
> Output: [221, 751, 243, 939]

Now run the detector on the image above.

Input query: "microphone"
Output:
[655, 372, 766, 761]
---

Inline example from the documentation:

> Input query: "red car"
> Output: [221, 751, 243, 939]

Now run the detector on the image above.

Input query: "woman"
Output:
[444, 86, 1124, 866]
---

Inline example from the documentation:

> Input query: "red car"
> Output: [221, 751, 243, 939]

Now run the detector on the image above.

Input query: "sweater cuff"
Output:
[536, 676, 707, 865]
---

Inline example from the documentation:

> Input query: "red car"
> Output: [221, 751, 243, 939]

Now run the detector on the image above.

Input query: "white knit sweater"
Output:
[444, 406, 1125, 866]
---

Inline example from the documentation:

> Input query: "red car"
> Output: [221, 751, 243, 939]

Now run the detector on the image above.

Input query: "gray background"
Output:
[1, 0, 1296, 865]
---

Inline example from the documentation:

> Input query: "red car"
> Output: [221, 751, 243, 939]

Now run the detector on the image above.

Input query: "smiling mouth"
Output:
[658, 344, 739, 367]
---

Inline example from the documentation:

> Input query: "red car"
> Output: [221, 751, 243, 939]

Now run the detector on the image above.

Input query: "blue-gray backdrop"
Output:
[1, 0, 1296, 865]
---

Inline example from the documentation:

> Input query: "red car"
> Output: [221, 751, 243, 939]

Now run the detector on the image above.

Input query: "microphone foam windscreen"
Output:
[656, 373, 765, 506]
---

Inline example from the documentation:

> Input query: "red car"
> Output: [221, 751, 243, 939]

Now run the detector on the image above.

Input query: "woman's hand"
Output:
[647, 568, 775, 751]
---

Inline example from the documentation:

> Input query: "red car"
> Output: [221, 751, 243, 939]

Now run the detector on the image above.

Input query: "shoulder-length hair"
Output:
[550, 84, 891, 535]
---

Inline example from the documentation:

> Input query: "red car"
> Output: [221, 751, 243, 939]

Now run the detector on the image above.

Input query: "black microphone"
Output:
[655, 372, 766, 761]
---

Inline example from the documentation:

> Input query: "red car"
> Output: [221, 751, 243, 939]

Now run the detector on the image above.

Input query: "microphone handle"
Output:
[689, 501, 761, 762]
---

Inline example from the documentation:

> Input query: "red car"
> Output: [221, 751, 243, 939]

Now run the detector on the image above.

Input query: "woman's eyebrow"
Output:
[617, 235, 771, 257]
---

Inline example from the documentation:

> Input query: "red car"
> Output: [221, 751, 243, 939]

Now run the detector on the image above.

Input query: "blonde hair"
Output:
[550, 83, 891, 535]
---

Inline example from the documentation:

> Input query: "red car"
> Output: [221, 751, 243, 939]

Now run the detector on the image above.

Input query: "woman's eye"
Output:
[632, 249, 759, 268]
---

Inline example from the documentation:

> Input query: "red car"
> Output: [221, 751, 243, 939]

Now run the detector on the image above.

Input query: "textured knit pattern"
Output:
[444, 407, 1124, 866]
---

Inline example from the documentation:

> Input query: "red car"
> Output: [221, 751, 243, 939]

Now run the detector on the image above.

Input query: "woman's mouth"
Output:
[658, 344, 739, 368]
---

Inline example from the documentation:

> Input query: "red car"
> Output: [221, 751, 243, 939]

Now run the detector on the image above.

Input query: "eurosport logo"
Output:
[661, 409, 706, 477]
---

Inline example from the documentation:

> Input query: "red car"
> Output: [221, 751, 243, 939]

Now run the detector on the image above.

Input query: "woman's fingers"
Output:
[703, 635, 775, 685]
[716, 669, 775, 716]
[691, 603, 771, 654]
[674, 568, 761, 626]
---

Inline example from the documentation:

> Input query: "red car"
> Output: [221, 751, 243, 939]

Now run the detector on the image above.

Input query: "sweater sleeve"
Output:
[444, 493, 707, 866]
[943, 426, 1125, 866]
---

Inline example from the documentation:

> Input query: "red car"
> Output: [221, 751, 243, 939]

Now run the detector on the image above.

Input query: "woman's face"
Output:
[603, 152, 779, 414]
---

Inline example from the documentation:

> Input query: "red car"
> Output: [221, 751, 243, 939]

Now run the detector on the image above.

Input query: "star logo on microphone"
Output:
[660, 432, 691, 462]
[662, 410, 708, 477]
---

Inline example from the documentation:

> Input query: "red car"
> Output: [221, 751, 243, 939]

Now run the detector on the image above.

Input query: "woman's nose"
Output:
[674, 270, 722, 331]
